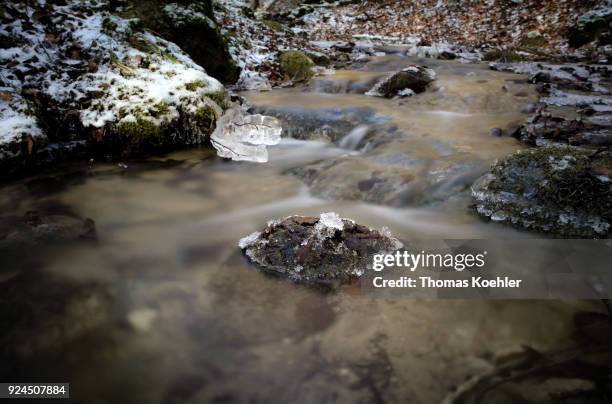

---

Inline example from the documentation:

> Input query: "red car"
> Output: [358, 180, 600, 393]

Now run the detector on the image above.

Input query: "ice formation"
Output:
[211, 108, 282, 163]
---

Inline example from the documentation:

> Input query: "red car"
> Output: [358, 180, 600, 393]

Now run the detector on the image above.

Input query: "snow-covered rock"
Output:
[0, 0, 228, 175]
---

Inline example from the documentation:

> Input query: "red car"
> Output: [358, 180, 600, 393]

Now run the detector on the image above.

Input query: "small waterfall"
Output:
[338, 125, 370, 150]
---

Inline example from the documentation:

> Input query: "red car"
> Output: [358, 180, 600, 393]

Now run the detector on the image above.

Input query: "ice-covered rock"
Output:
[239, 213, 403, 285]
[210, 108, 282, 162]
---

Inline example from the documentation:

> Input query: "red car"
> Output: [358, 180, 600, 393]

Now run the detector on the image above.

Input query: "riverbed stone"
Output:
[365, 65, 436, 98]
[472, 147, 612, 238]
[239, 212, 403, 285]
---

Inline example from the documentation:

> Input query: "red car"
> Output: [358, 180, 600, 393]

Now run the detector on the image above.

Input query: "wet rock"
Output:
[123, 0, 240, 83]
[210, 108, 282, 162]
[365, 65, 436, 98]
[489, 128, 503, 137]
[332, 41, 355, 53]
[517, 108, 612, 147]
[472, 147, 612, 238]
[305, 51, 331, 67]
[489, 62, 608, 94]
[567, 6, 612, 48]
[437, 51, 457, 60]
[238, 212, 403, 284]
[279, 50, 315, 83]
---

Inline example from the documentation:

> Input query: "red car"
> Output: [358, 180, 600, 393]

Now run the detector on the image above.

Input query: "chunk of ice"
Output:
[238, 231, 261, 249]
[211, 108, 282, 163]
[318, 212, 344, 231]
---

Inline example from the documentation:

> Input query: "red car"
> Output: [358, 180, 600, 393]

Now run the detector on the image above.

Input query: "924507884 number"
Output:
[0, 383, 69, 399]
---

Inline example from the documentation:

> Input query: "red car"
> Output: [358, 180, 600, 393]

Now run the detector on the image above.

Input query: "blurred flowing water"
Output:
[0, 55, 598, 404]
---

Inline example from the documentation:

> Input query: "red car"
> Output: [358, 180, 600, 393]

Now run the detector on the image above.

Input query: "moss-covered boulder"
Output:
[567, 7, 612, 48]
[472, 147, 612, 238]
[279, 50, 315, 83]
[121, 0, 240, 83]
[0, 0, 227, 176]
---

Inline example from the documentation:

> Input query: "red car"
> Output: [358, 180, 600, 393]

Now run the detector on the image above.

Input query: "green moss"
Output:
[128, 36, 178, 63]
[262, 19, 286, 32]
[185, 80, 205, 91]
[205, 89, 226, 109]
[148, 102, 170, 118]
[117, 118, 166, 149]
[279, 50, 315, 83]
[193, 105, 216, 131]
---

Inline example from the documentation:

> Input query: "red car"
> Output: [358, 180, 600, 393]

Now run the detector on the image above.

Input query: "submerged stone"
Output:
[472, 147, 612, 238]
[239, 213, 403, 285]
[0, 210, 97, 254]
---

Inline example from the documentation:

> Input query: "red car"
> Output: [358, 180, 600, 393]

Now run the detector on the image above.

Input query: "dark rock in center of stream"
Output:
[366, 65, 436, 98]
[238, 213, 403, 285]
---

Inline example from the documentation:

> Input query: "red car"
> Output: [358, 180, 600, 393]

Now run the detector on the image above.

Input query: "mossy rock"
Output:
[279, 50, 315, 83]
[472, 147, 612, 238]
[121, 0, 240, 83]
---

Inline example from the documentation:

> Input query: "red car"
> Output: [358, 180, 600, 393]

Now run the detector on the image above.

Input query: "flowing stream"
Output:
[0, 55, 599, 403]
